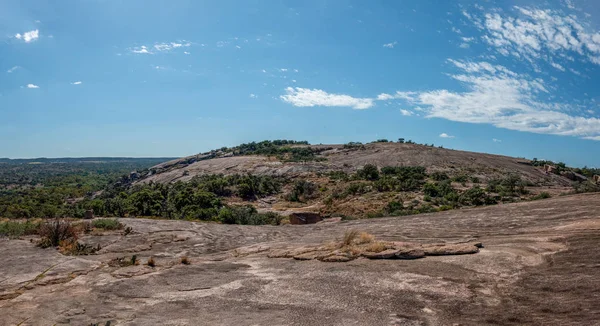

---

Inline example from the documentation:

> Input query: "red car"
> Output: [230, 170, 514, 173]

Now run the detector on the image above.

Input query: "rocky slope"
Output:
[136, 142, 570, 186]
[1, 193, 599, 325]
[124, 142, 580, 219]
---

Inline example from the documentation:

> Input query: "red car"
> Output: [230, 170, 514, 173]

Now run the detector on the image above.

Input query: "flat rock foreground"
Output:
[2, 194, 600, 326]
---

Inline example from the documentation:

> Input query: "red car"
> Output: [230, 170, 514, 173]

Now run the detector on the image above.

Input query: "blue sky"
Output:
[1, 0, 599, 166]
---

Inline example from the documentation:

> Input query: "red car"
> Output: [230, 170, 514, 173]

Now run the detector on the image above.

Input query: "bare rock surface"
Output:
[1, 193, 600, 325]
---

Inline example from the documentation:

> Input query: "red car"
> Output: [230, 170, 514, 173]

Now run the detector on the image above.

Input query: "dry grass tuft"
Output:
[180, 256, 190, 265]
[357, 232, 375, 244]
[342, 230, 359, 247]
[37, 218, 78, 248]
[365, 241, 388, 253]
[147, 256, 156, 267]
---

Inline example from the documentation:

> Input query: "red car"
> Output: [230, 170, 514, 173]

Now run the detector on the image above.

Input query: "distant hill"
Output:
[0, 157, 176, 165]
[136, 141, 570, 187]
[119, 140, 594, 219]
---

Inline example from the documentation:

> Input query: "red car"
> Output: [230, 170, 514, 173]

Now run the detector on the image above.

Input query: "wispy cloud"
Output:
[14, 29, 39, 43]
[6, 66, 20, 73]
[400, 109, 413, 116]
[383, 41, 398, 48]
[462, 6, 600, 70]
[71, 81, 82, 85]
[393, 59, 600, 140]
[281, 58, 600, 140]
[130, 41, 191, 54]
[26, 84, 39, 89]
[439, 133, 455, 138]
[281, 87, 375, 109]
[493, 138, 502, 142]
[249, 93, 257, 98]
[131, 45, 151, 54]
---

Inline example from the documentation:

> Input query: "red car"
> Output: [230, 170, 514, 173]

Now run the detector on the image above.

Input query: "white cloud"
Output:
[464, 6, 600, 68]
[249, 93, 257, 98]
[131, 41, 190, 54]
[281, 87, 375, 110]
[377, 91, 418, 101]
[397, 60, 600, 140]
[184, 51, 190, 55]
[283, 59, 600, 140]
[383, 41, 398, 48]
[279, 68, 288, 72]
[461, 37, 475, 43]
[131, 45, 151, 54]
[493, 138, 502, 142]
[7, 66, 20, 73]
[153, 42, 191, 52]
[439, 133, 455, 138]
[400, 109, 413, 116]
[26, 84, 39, 89]
[14, 29, 39, 43]
[550, 61, 565, 71]
[71, 81, 82, 85]
[459, 43, 470, 48]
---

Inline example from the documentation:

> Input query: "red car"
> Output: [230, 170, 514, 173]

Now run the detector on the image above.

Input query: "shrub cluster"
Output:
[285, 180, 318, 202]
[218, 205, 283, 225]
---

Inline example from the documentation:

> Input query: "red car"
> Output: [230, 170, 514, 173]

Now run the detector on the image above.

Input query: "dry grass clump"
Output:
[335, 230, 384, 255]
[180, 256, 191, 265]
[357, 232, 375, 244]
[364, 241, 388, 253]
[342, 230, 359, 247]
[37, 218, 78, 248]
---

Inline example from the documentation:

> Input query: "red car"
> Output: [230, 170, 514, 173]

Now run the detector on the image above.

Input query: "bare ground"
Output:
[1, 193, 599, 325]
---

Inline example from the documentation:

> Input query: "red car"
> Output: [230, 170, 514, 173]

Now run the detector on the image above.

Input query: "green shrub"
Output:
[0, 219, 41, 238]
[92, 218, 123, 230]
[356, 164, 380, 181]
[452, 174, 468, 183]
[343, 142, 365, 150]
[218, 206, 282, 225]
[573, 181, 600, 194]
[531, 192, 551, 200]
[327, 171, 349, 181]
[345, 182, 371, 196]
[385, 200, 404, 215]
[459, 187, 496, 206]
[431, 171, 449, 181]
[422, 183, 439, 197]
[285, 180, 317, 202]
